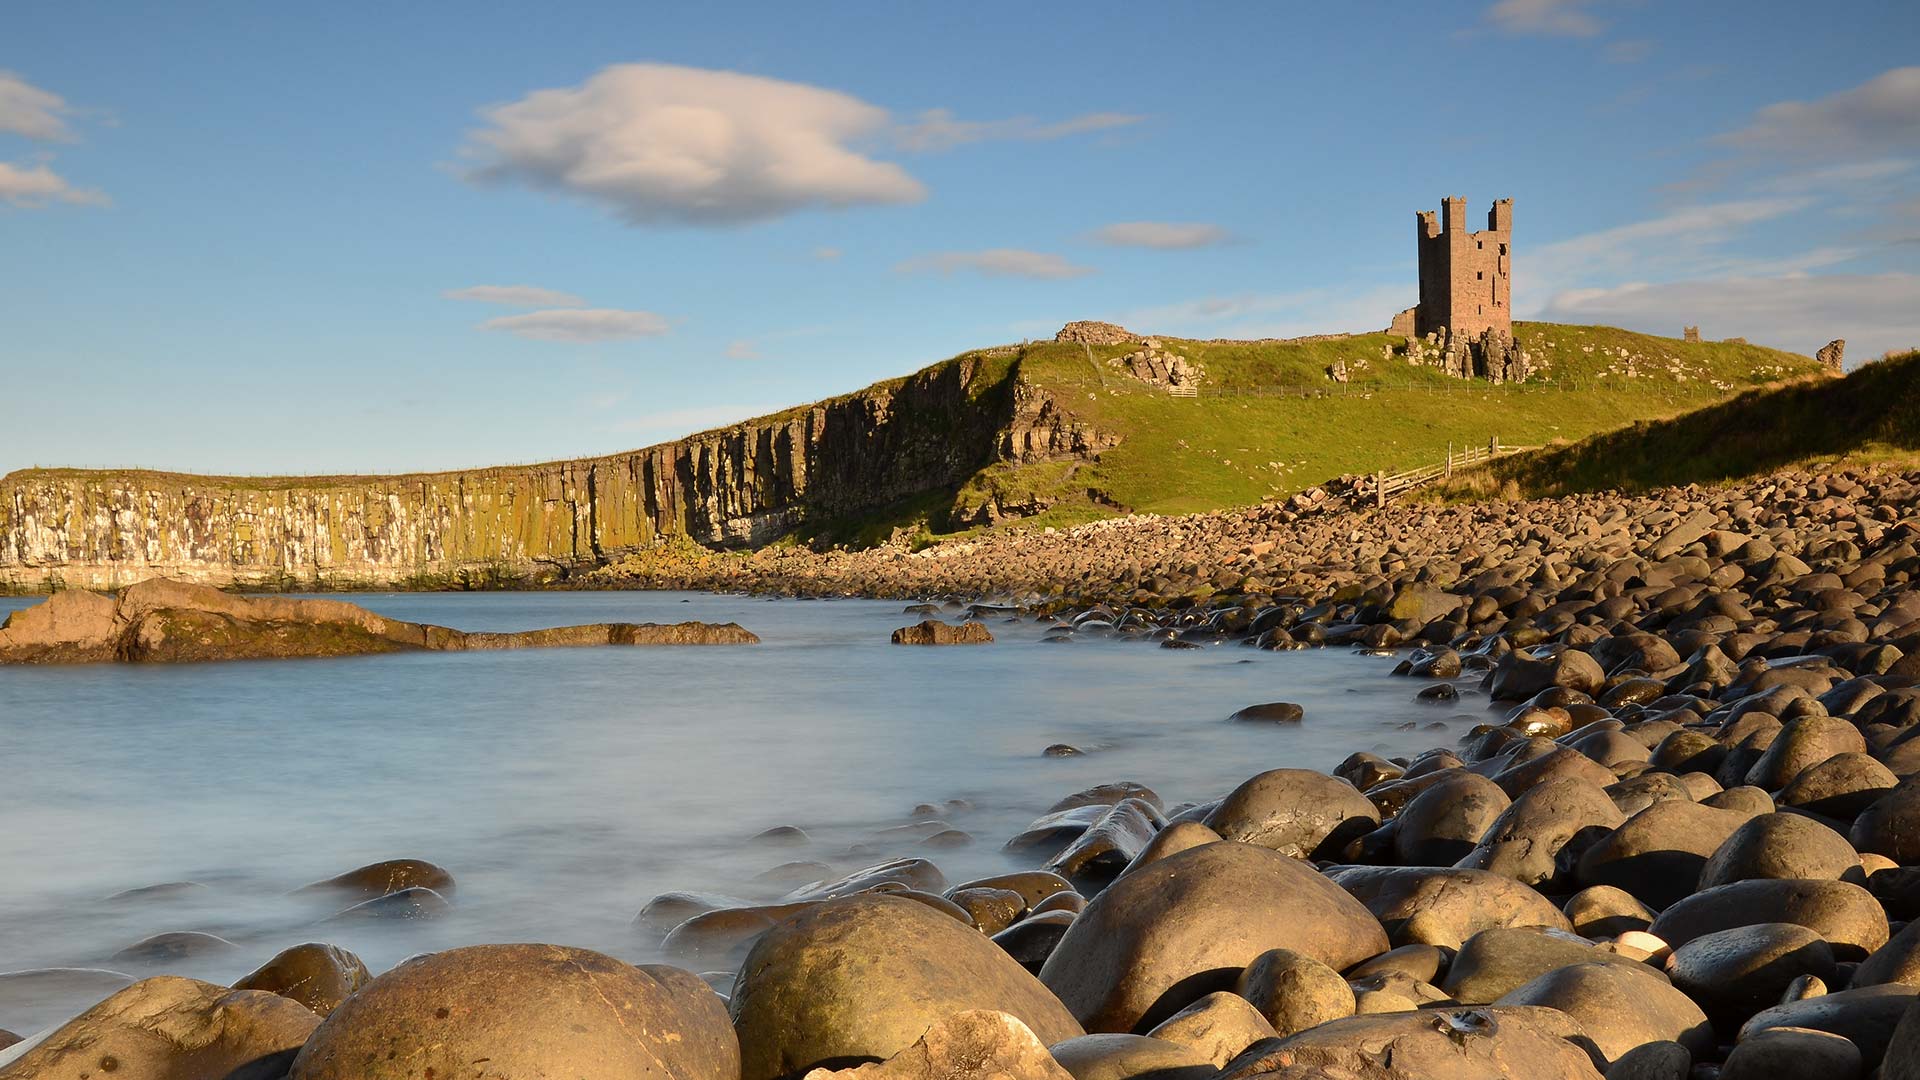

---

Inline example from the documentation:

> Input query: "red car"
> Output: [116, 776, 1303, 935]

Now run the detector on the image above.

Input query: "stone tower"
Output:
[1414, 196, 1512, 341]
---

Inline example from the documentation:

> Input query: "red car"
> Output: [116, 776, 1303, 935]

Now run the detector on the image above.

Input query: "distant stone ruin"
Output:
[1387, 196, 1526, 383]
[1818, 339, 1846, 373]
[1683, 326, 1701, 343]
[1054, 321, 1136, 346]
[1110, 339, 1202, 390]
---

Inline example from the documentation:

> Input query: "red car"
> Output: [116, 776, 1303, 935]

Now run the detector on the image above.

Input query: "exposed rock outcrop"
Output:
[0, 578, 758, 664]
[1054, 321, 1137, 346]
[1819, 339, 1847, 373]
[1, 355, 1114, 591]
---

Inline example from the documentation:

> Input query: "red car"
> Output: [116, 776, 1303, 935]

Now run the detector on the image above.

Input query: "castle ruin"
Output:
[1389, 196, 1527, 382]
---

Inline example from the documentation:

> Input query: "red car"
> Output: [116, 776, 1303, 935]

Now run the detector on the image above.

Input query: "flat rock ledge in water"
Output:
[0, 577, 758, 663]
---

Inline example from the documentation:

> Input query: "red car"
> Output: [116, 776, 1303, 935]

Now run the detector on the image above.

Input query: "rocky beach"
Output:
[2, 463, 1919, 1078]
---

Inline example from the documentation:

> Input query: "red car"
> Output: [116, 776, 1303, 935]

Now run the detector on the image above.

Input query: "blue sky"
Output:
[3, 1, 1917, 475]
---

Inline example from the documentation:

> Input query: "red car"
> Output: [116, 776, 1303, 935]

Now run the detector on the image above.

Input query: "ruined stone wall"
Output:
[0, 355, 1075, 591]
[1415, 196, 1512, 341]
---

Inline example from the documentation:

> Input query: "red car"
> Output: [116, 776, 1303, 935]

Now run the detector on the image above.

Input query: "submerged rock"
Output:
[0, 578, 758, 664]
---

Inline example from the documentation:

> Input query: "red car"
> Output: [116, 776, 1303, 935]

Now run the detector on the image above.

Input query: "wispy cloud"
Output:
[892, 109, 1143, 153]
[612, 402, 781, 437]
[461, 63, 925, 226]
[0, 71, 77, 142]
[1603, 39, 1654, 64]
[443, 284, 588, 308]
[1719, 66, 1920, 157]
[725, 339, 760, 360]
[811, 246, 843, 261]
[1484, 0, 1604, 37]
[1119, 284, 1414, 340]
[1090, 221, 1230, 250]
[1538, 272, 1920, 362]
[894, 248, 1095, 279]
[0, 159, 108, 208]
[478, 308, 670, 342]
[1518, 198, 1829, 311]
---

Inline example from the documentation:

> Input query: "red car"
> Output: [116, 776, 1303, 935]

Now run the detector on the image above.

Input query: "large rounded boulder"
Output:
[1697, 812, 1859, 888]
[1324, 866, 1569, 949]
[1494, 961, 1712, 1066]
[1454, 775, 1624, 888]
[1649, 878, 1890, 960]
[1574, 800, 1756, 909]
[731, 895, 1081, 1080]
[290, 945, 735, 1080]
[1040, 841, 1386, 1033]
[1, 976, 319, 1080]
[1202, 769, 1379, 860]
[1218, 1006, 1604, 1079]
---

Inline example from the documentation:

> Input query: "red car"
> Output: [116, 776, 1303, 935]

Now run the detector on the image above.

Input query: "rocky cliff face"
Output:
[1, 355, 1106, 591]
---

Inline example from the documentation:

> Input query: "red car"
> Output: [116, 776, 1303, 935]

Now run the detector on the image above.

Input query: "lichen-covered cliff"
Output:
[1, 352, 1108, 592]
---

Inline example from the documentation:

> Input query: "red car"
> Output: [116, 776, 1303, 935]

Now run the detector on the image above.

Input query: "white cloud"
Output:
[725, 339, 760, 360]
[1518, 198, 1823, 311]
[892, 109, 1144, 153]
[1090, 221, 1230, 249]
[894, 248, 1094, 280]
[0, 72, 76, 141]
[0, 160, 108, 208]
[1537, 272, 1920, 363]
[443, 284, 588, 307]
[1484, 0, 1603, 37]
[812, 246, 843, 260]
[478, 308, 670, 342]
[462, 63, 926, 225]
[1721, 67, 1920, 157]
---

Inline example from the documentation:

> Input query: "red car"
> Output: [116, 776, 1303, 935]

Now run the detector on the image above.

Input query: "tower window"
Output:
[1477, 271, 1484, 280]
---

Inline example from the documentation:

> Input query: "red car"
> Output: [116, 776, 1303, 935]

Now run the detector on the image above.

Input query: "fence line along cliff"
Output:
[1, 353, 1104, 592]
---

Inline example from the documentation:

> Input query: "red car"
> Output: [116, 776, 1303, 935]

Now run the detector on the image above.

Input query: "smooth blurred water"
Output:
[0, 590, 1482, 1030]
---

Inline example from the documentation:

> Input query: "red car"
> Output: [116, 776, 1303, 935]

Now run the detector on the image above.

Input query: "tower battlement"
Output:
[1412, 195, 1512, 341]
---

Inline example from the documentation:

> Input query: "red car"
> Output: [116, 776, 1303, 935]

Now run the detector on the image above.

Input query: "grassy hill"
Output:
[1451, 348, 1920, 498]
[821, 322, 1818, 544]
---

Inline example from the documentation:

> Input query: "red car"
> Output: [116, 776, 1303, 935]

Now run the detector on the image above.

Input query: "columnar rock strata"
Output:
[0, 357, 1108, 591]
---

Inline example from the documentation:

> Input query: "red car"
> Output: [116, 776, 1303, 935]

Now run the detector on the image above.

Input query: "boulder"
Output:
[1852, 780, 1920, 864]
[732, 896, 1081, 1080]
[0, 976, 319, 1080]
[289, 945, 735, 1080]
[1698, 812, 1858, 888]
[1665, 923, 1837, 1029]
[231, 943, 371, 1017]
[1441, 926, 1660, 1004]
[1744, 715, 1868, 790]
[1217, 1006, 1604, 1079]
[1574, 800, 1756, 909]
[1227, 702, 1304, 723]
[1040, 842, 1386, 1033]
[1047, 1034, 1217, 1080]
[1494, 962, 1712, 1066]
[798, 1010, 1073, 1079]
[1489, 648, 1606, 701]
[1564, 886, 1658, 938]
[1390, 771, 1510, 866]
[1144, 992, 1277, 1068]
[295, 858, 456, 903]
[1721, 1026, 1863, 1080]
[1203, 770, 1379, 860]
[1234, 948, 1354, 1038]
[1780, 753, 1897, 818]
[1739, 984, 1918, 1072]
[1649, 879, 1889, 959]
[890, 620, 993, 645]
[1456, 777, 1625, 888]
[1324, 866, 1569, 949]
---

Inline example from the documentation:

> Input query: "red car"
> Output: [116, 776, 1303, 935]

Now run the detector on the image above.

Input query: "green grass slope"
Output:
[1462, 349, 1920, 497]
[929, 322, 1817, 535]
